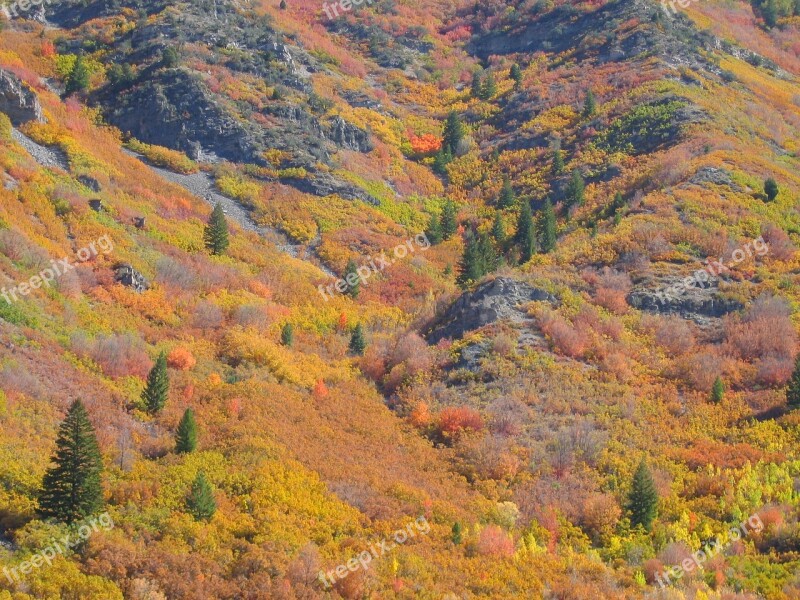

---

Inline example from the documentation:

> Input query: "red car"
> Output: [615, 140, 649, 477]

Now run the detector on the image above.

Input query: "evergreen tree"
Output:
[344, 259, 360, 298]
[458, 230, 498, 287]
[609, 191, 626, 219]
[432, 147, 452, 175]
[509, 63, 522, 88]
[514, 201, 536, 263]
[440, 200, 458, 240]
[711, 377, 725, 404]
[628, 458, 658, 531]
[538, 199, 557, 253]
[142, 351, 169, 415]
[787, 354, 800, 408]
[491, 211, 507, 248]
[279, 0, 287, 8]
[186, 471, 216, 522]
[65, 56, 90, 95]
[281, 322, 294, 347]
[471, 71, 483, 98]
[583, 89, 597, 118]
[204, 203, 229, 256]
[498, 176, 516, 208]
[442, 111, 465, 155]
[425, 212, 443, 245]
[39, 399, 103, 524]
[349, 324, 366, 356]
[764, 177, 779, 201]
[161, 47, 180, 68]
[480, 72, 497, 100]
[565, 170, 586, 209]
[451, 522, 463, 545]
[552, 147, 565, 175]
[175, 408, 198, 454]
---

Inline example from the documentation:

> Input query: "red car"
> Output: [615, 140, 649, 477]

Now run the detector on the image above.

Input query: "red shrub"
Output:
[437, 406, 484, 441]
[476, 525, 515, 557]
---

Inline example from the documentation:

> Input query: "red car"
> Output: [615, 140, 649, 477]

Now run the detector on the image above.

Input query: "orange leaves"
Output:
[312, 379, 329, 400]
[436, 406, 483, 442]
[476, 525, 515, 558]
[408, 133, 442, 156]
[167, 347, 196, 371]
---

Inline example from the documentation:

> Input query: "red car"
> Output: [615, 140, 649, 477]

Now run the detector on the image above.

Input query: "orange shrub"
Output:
[476, 525, 515, 557]
[167, 347, 197, 371]
[437, 406, 483, 443]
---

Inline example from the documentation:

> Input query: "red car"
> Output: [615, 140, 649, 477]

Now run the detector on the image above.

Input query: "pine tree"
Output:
[583, 89, 597, 118]
[628, 458, 658, 531]
[175, 408, 198, 454]
[39, 399, 103, 524]
[349, 324, 366, 356]
[186, 471, 216, 522]
[608, 191, 625, 219]
[426, 212, 443, 245]
[787, 354, 800, 408]
[552, 148, 565, 175]
[509, 63, 522, 88]
[281, 322, 294, 347]
[498, 176, 515, 208]
[480, 72, 497, 100]
[204, 203, 229, 256]
[471, 71, 483, 98]
[344, 259, 361, 298]
[433, 147, 452, 175]
[440, 200, 458, 240]
[764, 177, 779, 201]
[65, 56, 90, 95]
[565, 169, 586, 209]
[451, 522, 463, 545]
[161, 47, 180, 68]
[491, 211, 507, 248]
[538, 199, 557, 253]
[514, 201, 536, 263]
[442, 111, 465, 155]
[457, 230, 498, 287]
[711, 377, 725, 404]
[142, 351, 169, 415]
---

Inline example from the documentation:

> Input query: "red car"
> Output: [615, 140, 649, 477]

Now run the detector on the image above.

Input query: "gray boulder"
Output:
[0, 70, 43, 126]
[114, 264, 149, 293]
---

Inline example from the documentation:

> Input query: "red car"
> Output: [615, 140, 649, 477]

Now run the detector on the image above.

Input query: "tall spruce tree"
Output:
[65, 56, 90, 95]
[344, 259, 361, 298]
[440, 200, 458, 240]
[281, 322, 294, 347]
[565, 170, 586, 209]
[498, 177, 516, 208]
[457, 230, 498, 287]
[583, 89, 597, 118]
[711, 377, 725, 404]
[480, 72, 497, 100]
[538, 199, 557, 253]
[515, 201, 536, 263]
[509, 63, 522, 88]
[204, 203, 229, 256]
[764, 177, 779, 202]
[142, 351, 169, 415]
[425, 212, 443, 245]
[39, 399, 103, 524]
[491, 211, 507, 248]
[471, 71, 483, 98]
[175, 408, 198, 454]
[552, 148, 565, 175]
[349, 323, 367, 356]
[442, 111, 465, 155]
[628, 458, 658, 531]
[187, 471, 216, 522]
[787, 354, 800, 408]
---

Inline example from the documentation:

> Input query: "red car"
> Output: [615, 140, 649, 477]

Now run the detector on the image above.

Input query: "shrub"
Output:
[475, 525, 515, 557]
[167, 348, 196, 371]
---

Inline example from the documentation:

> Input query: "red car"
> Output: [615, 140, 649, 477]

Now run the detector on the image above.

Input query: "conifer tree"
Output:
[281, 322, 294, 347]
[787, 354, 800, 409]
[442, 111, 465, 155]
[498, 176, 516, 208]
[509, 63, 522, 88]
[480, 72, 497, 100]
[451, 522, 463, 544]
[142, 351, 169, 415]
[711, 377, 725, 404]
[187, 471, 216, 522]
[471, 71, 483, 98]
[583, 89, 597, 118]
[39, 399, 103, 524]
[552, 148, 565, 175]
[565, 170, 586, 209]
[491, 211, 507, 248]
[440, 200, 458, 240]
[349, 324, 366, 356]
[65, 56, 90, 95]
[628, 458, 658, 531]
[538, 199, 557, 253]
[344, 259, 360, 298]
[514, 201, 536, 263]
[764, 177, 779, 202]
[458, 230, 498, 287]
[175, 408, 198, 454]
[433, 147, 452, 175]
[425, 212, 443, 245]
[204, 203, 229, 256]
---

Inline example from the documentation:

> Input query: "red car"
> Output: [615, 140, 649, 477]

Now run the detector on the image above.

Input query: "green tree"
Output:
[187, 472, 216, 522]
[344, 259, 361, 298]
[764, 177, 779, 201]
[628, 458, 658, 531]
[440, 199, 458, 240]
[498, 176, 515, 208]
[175, 408, 198, 454]
[509, 63, 522, 88]
[565, 169, 586, 209]
[552, 148, 565, 175]
[425, 212, 443, 245]
[433, 146, 453, 175]
[491, 211, 507, 248]
[204, 203, 229, 256]
[583, 89, 597, 118]
[161, 47, 180, 68]
[442, 111, 465, 155]
[471, 71, 483, 98]
[281, 322, 294, 347]
[480, 72, 497, 100]
[142, 351, 169, 415]
[349, 324, 366, 356]
[538, 199, 557, 253]
[457, 230, 498, 287]
[514, 201, 536, 263]
[451, 522, 463, 544]
[711, 377, 725, 404]
[65, 55, 90, 95]
[39, 399, 103, 524]
[787, 354, 800, 408]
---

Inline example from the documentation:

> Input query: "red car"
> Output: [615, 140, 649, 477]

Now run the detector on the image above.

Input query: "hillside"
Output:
[0, 0, 800, 598]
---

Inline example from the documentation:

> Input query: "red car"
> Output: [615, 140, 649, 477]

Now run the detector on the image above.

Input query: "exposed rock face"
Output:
[114, 264, 149, 293]
[427, 277, 556, 343]
[327, 116, 373, 153]
[0, 70, 44, 126]
[627, 276, 743, 323]
[77, 175, 102, 192]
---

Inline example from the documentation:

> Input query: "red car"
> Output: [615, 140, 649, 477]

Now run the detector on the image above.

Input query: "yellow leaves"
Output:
[125, 139, 198, 174]
[522, 104, 579, 135]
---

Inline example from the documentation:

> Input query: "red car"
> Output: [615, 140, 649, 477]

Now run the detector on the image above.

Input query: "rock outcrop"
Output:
[627, 276, 743, 323]
[114, 264, 149, 293]
[0, 70, 43, 126]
